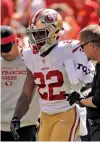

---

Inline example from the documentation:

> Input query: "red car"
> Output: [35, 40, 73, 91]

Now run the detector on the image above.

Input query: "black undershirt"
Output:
[40, 43, 57, 57]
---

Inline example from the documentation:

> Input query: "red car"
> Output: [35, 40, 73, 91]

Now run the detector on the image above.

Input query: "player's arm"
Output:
[80, 83, 92, 92]
[14, 67, 36, 120]
[80, 83, 92, 97]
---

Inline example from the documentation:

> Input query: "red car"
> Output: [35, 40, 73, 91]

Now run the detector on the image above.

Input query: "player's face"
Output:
[32, 31, 46, 41]
[32, 30, 46, 46]
[1, 43, 18, 61]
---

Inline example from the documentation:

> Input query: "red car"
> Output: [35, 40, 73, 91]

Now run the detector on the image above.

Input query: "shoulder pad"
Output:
[21, 48, 32, 61]
[58, 40, 73, 56]
[21, 48, 35, 72]
[58, 40, 73, 49]
[71, 40, 81, 53]
[59, 40, 81, 52]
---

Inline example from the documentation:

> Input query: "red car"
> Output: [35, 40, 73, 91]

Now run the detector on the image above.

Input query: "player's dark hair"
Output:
[1, 26, 15, 53]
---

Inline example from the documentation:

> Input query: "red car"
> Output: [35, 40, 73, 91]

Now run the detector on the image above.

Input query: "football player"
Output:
[10, 8, 94, 141]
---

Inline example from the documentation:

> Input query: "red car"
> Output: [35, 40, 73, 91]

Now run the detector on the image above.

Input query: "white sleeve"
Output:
[83, 61, 95, 84]
[64, 58, 79, 85]
[64, 51, 95, 86]
[73, 51, 95, 84]
[75, 60, 95, 84]
[21, 48, 35, 73]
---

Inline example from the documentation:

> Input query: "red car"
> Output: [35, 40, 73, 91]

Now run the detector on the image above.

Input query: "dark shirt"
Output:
[87, 62, 100, 119]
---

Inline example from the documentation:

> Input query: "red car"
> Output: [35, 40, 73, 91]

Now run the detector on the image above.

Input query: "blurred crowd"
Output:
[1, 0, 100, 47]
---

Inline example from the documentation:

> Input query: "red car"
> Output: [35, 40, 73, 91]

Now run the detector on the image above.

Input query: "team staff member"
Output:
[1, 26, 40, 141]
[67, 24, 100, 141]
[11, 9, 94, 141]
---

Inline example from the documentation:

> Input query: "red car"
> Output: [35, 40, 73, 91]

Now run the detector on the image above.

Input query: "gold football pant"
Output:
[38, 107, 80, 141]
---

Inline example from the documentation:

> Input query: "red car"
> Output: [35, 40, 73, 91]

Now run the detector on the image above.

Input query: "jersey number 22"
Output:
[34, 70, 66, 101]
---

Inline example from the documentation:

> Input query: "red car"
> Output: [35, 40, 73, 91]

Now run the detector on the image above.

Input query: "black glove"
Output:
[66, 91, 85, 106]
[10, 117, 20, 140]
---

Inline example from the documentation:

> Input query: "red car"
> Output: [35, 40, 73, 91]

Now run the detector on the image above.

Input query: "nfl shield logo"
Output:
[42, 59, 46, 64]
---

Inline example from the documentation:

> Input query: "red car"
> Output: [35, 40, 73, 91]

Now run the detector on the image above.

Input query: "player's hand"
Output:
[10, 117, 20, 140]
[66, 91, 85, 105]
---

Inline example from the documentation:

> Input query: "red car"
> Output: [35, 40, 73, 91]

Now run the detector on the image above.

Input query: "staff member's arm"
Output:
[13, 67, 36, 119]
[81, 66, 100, 108]
[80, 90, 100, 108]
[10, 67, 36, 140]
[67, 88, 100, 108]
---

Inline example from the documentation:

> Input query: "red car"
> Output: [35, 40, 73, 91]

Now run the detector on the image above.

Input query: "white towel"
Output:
[76, 105, 87, 136]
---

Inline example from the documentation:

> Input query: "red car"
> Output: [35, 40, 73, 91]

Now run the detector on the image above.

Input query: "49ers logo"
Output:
[5, 81, 13, 86]
[45, 13, 58, 23]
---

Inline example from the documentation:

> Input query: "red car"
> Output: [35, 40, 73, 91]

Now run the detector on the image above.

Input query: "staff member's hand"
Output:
[66, 91, 85, 105]
[10, 117, 20, 140]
